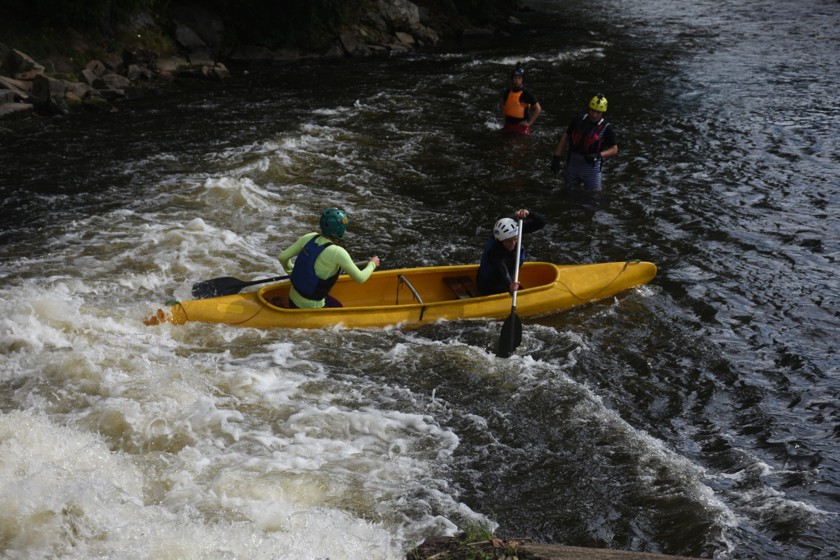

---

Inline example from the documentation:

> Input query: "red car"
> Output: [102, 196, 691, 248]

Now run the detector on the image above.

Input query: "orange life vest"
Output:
[502, 89, 528, 119]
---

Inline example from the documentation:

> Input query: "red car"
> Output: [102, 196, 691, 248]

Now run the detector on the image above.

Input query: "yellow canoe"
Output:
[145, 261, 657, 330]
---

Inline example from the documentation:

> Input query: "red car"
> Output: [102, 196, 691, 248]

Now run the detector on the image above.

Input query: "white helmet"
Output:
[494, 218, 519, 241]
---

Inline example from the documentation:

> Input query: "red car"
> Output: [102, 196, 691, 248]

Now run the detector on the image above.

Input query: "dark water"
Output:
[1, 0, 838, 558]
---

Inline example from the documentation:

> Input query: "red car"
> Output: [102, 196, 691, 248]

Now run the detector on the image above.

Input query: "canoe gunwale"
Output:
[253, 262, 560, 315]
[148, 261, 657, 329]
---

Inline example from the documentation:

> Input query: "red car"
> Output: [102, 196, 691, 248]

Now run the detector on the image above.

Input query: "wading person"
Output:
[500, 65, 542, 134]
[550, 94, 618, 191]
[279, 208, 380, 308]
[476, 208, 547, 296]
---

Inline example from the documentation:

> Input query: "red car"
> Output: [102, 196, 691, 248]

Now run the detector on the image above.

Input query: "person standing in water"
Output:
[500, 65, 542, 134]
[550, 94, 618, 191]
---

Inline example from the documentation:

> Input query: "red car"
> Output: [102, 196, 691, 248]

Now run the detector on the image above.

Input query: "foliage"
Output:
[462, 522, 496, 543]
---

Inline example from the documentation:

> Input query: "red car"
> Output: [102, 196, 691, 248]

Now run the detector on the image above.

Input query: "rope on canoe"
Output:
[553, 260, 640, 302]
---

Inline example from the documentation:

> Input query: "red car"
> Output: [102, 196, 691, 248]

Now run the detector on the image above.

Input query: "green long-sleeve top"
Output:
[278, 232, 375, 308]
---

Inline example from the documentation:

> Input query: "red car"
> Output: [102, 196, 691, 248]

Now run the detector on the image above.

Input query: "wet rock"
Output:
[0, 0, 507, 125]
[175, 23, 207, 52]
[339, 33, 372, 57]
[31, 74, 66, 103]
[8, 48, 46, 77]
[0, 101, 33, 121]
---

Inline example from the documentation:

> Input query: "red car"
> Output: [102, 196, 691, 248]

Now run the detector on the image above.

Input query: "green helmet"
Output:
[320, 208, 349, 239]
[589, 94, 608, 112]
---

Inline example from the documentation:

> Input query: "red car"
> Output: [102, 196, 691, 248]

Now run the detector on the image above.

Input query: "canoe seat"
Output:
[269, 296, 289, 308]
[443, 276, 477, 299]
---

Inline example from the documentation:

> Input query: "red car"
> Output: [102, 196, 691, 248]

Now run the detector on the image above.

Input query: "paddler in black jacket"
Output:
[476, 208, 547, 296]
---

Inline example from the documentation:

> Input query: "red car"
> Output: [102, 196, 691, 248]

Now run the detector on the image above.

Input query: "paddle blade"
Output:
[496, 310, 523, 358]
[191, 276, 248, 299]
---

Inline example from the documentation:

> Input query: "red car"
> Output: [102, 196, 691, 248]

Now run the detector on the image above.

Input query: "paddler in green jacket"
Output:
[279, 208, 380, 308]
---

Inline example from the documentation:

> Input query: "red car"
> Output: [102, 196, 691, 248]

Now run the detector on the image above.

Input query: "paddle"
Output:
[191, 260, 372, 299]
[496, 219, 524, 358]
[191, 274, 290, 299]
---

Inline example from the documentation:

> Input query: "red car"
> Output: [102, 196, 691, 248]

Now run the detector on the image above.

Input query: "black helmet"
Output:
[511, 66, 525, 79]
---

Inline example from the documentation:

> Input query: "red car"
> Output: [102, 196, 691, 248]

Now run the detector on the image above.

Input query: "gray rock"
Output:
[31, 74, 66, 103]
[171, 5, 224, 54]
[187, 50, 215, 67]
[378, 0, 421, 30]
[175, 23, 207, 52]
[339, 33, 372, 57]
[10, 49, 45, 75]
[0, 102, 34, 121]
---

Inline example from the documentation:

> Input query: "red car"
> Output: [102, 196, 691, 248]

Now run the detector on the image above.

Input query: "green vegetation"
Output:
[462, 522, 496, 543]
[406, 522, 527, 560]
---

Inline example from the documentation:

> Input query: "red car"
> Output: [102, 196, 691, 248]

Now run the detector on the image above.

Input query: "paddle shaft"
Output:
[191, 261, 372, 299]
[239, 275, 289, 289]
[496, 219, 524, 358]
[511, 219, 524, 309]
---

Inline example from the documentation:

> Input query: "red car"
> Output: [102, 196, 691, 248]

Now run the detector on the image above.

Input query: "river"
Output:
[1, 0, 838, 558]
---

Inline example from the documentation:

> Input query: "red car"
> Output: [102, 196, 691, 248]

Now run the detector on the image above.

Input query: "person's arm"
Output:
[511, 208, 546, 234]
[278, 232, 318, 273]
[331, 246, 379, 283]
[598, 127, 618, 159]
[551, 131, 567, 174]
[523, 211, 546, 234]
[599, 144, 618, 159]
[527, 101, 542, 127]
[554, 131, 568, 157]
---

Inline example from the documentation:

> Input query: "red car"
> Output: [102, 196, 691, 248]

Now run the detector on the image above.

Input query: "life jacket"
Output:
[502, 89, 528, 119]
[570, 114, 609, 155]
[290, 237, 339, 300]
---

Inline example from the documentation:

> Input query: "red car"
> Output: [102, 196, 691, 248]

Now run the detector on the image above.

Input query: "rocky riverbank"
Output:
[0, 0, 516, 131]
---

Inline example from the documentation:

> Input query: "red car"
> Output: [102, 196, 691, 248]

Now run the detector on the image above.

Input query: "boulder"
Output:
[96, 73, 132, 90]
[187, 50, 215, 67]
[9, 48, 45, 77]
[170, 4, 225, 55]
[0, 75, 32, 100]
[0, 102, 33, 121]
[31, 74, 67, 103]
[378, 0, 421, 30]
[84, 60, 107, 78]
[175, 23, 207, 52]
[154, 55, 191, 73]
[339, 33, 372, 57]
[100, 52, 126, 74]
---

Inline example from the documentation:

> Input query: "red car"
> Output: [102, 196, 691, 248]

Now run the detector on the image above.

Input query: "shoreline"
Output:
[0, 0, 518, 133]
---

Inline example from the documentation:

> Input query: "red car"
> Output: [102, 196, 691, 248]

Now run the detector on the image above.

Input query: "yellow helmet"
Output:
[588, 94, 608, 112]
